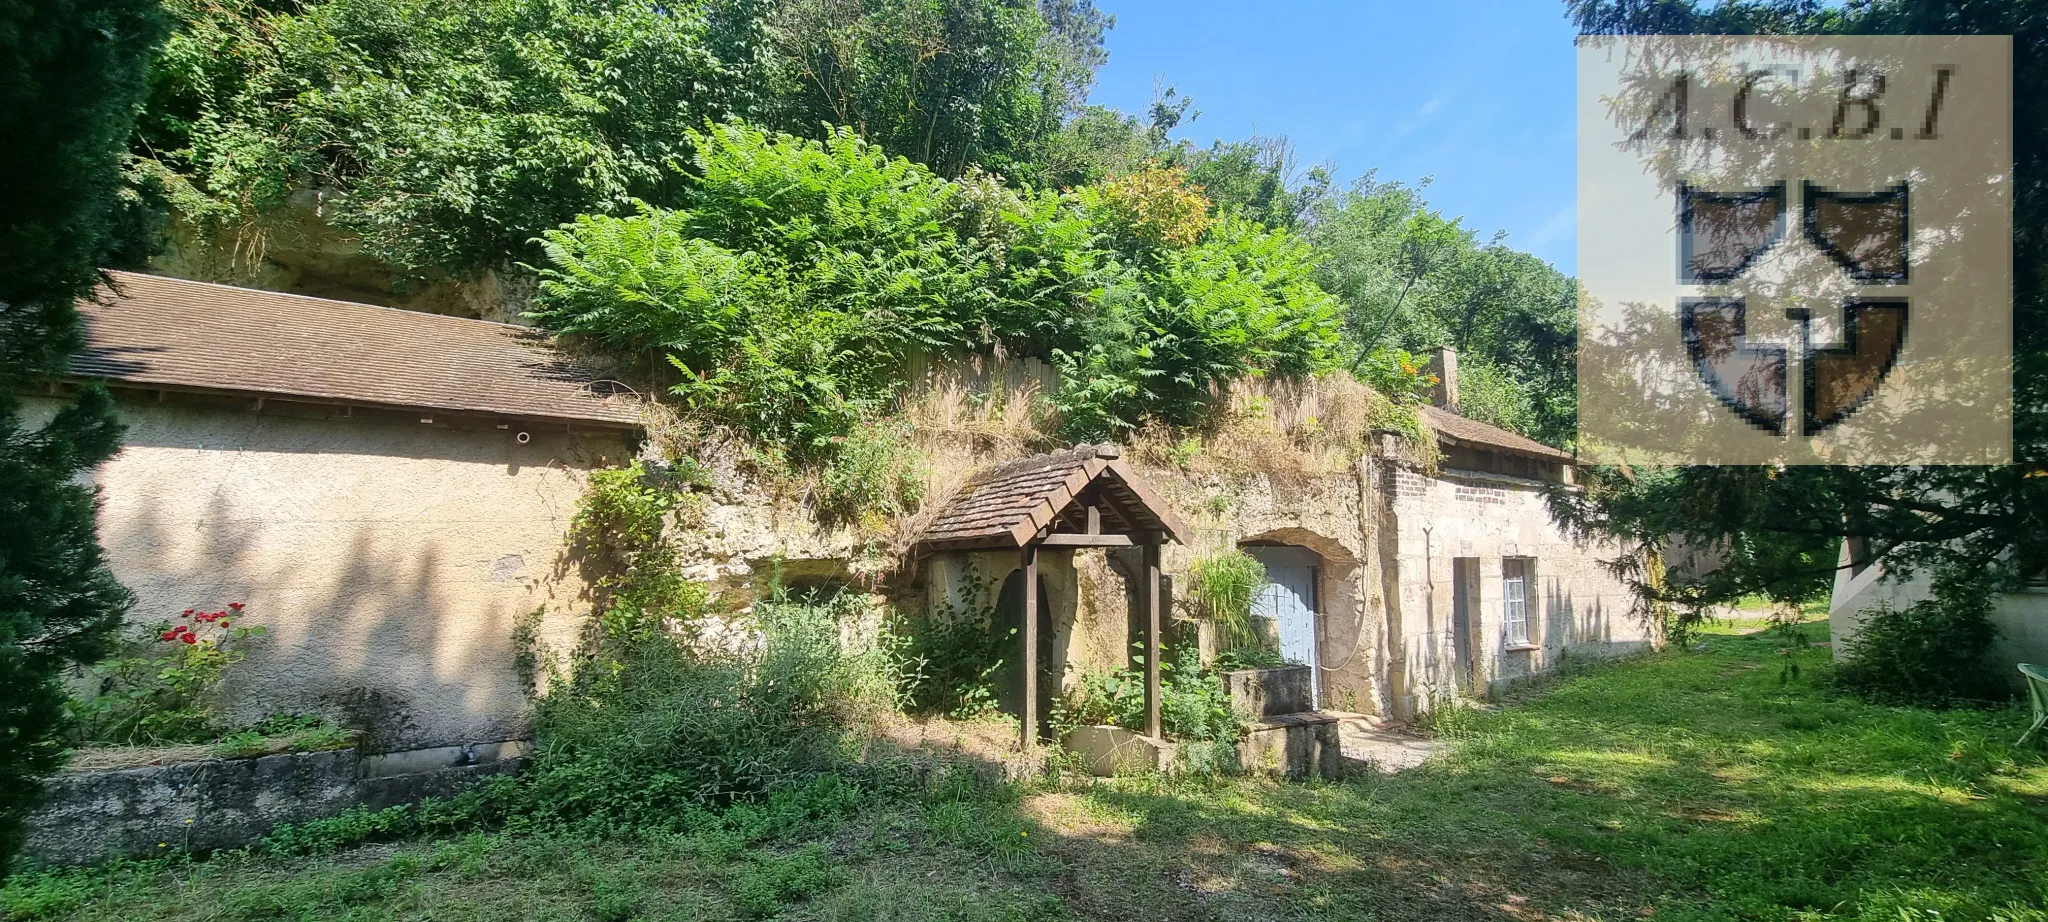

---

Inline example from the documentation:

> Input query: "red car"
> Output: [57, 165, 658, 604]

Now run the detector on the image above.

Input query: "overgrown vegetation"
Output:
[529, 121, 1344, 455]
[886, 584, 1013, 720]
[66, 604, 266, 746]
[131, 0, 1107, 278]
[568, 461, 707, 643]
[524, 589, 893, 824]
[1056, 643, 1245, 754]
[510, 463, 900, 830]
[1836, 593, 2005, 708]
[1185, 550, 1273, 666]
[11, 620, 2045, 921]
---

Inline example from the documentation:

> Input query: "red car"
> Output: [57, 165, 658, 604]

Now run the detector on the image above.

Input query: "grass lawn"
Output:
[7, 620, 2046, 922]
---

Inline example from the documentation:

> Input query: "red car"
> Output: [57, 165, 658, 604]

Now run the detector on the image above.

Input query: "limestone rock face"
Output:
[151, 196, 536, 323]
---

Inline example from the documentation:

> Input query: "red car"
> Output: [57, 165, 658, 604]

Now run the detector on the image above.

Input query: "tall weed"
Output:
[525, 591, 893, 830]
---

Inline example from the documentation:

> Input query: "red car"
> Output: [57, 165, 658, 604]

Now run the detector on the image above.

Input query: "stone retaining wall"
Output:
[23, 742, 525, 867]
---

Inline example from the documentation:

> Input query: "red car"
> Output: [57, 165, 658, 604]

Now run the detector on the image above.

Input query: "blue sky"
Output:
[1086, 0, 1582, 274]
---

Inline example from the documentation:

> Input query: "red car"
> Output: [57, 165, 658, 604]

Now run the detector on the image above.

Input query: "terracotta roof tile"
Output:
[1419, 405, 1573, 463]
[918, 445, 1189, 551]
[70, 272, 643, 428]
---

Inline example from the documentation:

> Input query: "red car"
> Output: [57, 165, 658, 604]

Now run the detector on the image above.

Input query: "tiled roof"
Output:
[70, 271, 643, 428]
[1419, 405, 1574, 464]
[917, 444, 1190, 551]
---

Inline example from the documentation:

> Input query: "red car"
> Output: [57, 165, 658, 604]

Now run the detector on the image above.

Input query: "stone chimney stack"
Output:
[1423, 346, 1459, 412]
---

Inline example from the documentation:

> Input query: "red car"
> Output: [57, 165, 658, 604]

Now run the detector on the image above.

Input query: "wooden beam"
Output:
[1021, 545, 1040, 752]
[1086, 503, 1102, 535]
[1143, 536, 1162, 739]
[1038, 533, 1134, 547]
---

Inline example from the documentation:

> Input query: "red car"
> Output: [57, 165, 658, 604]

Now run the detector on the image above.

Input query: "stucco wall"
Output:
[1829, 546, 2048, 689]
[32, 396, 632, 751]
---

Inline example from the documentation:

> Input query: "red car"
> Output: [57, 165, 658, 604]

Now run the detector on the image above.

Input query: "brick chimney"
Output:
[1423, 346, 1459, 412]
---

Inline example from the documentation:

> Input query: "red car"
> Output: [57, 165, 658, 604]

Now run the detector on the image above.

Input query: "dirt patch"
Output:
[861, 713, 1038, 781]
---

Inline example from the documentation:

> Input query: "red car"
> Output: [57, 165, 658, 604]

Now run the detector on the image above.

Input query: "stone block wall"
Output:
[22, 744, 522, 867]
[1384, 466, 1650, 713]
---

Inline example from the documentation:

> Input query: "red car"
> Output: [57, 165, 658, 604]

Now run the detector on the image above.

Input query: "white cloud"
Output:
[1522, 202, 1576, 252]
[1393, 92, 1452, 137]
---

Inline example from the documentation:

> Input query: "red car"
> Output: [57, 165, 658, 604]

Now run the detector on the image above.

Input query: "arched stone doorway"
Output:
[1238, 528, 1364, 712]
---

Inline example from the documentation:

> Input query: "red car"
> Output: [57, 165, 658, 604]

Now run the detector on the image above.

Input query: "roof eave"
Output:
[65, 376, 646, 431]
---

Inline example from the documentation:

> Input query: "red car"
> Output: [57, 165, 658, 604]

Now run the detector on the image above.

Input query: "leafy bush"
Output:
[816, 419, 927, 529]
[1836, 592, 2005, 707]
[1078, 162, 1213, 251]
[1051, 216, 1343, 439]
[531, 121, 1343, 451]
[1353, 347, 1438, 406]
[68, 604, 267, 745]
[886, 586, 1012, 719]
[1057, 644, 1244, 748]
[532, 124, 982, 460]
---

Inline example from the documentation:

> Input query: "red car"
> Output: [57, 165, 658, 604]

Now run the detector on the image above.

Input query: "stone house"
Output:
[35, 271, 640, 757]
[906, 350, 1653, 726]
[48, 272, 1648, 761]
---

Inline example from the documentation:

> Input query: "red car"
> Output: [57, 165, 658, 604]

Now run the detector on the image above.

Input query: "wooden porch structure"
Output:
[914, 444, 1190, 750]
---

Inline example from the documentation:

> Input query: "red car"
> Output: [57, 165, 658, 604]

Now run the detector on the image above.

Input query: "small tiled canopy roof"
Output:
[1420, 405, 1574, 464]
[68, 271, 641, 428]
[916, 444, 1190, 552]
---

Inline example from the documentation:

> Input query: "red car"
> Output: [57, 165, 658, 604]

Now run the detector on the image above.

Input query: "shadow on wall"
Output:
[92, 401, 630, 751]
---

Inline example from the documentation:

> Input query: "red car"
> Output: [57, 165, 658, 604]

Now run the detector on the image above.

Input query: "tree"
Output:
[0, 0, 165, 873]
[138, 0, 775, 280]
[1172, 136, 1329, 232]
[1553, 0, 2048, 656]
[1308, 174, 1578, 445]
[132, 0, 1110, 290]
[527, 123, 1342, 447]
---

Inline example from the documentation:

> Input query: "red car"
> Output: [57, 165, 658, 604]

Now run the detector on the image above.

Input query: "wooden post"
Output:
[1020, 544, 1040, 750]
[1143, 535, 1163, 740]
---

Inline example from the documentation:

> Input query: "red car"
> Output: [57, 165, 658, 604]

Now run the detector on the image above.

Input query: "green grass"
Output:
[8, 621, 2045, 921]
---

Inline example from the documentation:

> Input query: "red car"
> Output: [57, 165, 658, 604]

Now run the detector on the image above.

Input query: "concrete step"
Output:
[1328, 713, 1439, 774]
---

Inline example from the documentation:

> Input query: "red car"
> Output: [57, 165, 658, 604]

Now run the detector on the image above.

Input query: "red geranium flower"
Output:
[180, 634, 197, 645]
[160, 630, 178, 641]
[228, 602, 245, 611]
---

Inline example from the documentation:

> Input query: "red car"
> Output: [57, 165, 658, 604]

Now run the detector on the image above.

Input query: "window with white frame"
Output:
[1502, 558, 1533, 647]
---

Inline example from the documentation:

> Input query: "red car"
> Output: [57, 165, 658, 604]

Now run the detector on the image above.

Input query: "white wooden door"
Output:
[1248, 548, 1320, 708]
